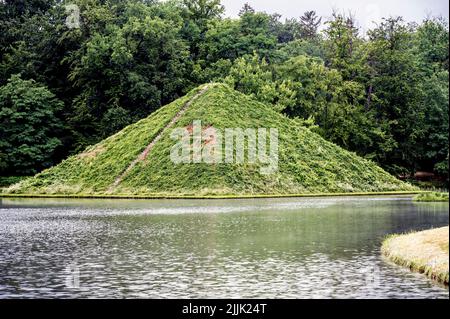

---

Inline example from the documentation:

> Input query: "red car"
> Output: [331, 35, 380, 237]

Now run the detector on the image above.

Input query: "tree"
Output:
[415, 17, 449, 72]
[224, 53, 296, 112]
[200, 11, 277, 63]
[270, 16, 302, 43]
[239, 3, 255, 16]
[276, 55, 377, 151]
[417, 70, 449, 174]
[274, 39, 325, 63]
[414, 18, 449, 176]
[299, 11, 322, 40]
[68, 3, 191, 148]
[366, 17, 424, 172]
[0, 0, 53, 18]
[181, 0, 224, 60]
[0, 1, 57, 85]
[183, 0, 224, 29]
[0, 75, 63, 175]
[324, 12, 362, 80]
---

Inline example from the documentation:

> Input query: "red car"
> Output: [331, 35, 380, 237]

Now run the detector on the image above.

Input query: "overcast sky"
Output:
[221, 0, 449, 31]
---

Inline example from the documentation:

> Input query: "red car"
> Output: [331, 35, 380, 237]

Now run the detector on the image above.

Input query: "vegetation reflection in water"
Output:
[0, 196, 448, 298]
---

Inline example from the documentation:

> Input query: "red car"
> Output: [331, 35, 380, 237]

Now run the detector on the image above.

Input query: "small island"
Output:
[382, 227, 449, 285]
[413, 192, 449, 202]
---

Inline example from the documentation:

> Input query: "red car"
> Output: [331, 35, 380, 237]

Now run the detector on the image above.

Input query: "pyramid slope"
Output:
[6, 84, 416, 196]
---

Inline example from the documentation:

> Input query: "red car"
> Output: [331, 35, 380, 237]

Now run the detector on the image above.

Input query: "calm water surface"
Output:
[0, 196, 448, 299]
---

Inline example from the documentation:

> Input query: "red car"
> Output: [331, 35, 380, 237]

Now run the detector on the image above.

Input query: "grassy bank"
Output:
[382, 227, 449, 285]
[414, 192, 449, 202]
[0, 191, 423, 200]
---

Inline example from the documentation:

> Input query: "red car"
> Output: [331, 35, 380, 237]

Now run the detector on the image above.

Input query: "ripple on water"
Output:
[0, 197, 448, 298]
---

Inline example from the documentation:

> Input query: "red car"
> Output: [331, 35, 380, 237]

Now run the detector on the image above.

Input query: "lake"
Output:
[0, 196, 448, 299]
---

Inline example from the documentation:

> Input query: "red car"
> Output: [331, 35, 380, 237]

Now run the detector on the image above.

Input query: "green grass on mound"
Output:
[4, 83, 416, 196]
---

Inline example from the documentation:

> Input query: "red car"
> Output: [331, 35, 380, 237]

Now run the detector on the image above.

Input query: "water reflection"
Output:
[0, 196, 448, 298]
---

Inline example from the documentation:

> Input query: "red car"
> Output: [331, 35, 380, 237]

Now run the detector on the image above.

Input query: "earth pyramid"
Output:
[6, 83, 415, 196]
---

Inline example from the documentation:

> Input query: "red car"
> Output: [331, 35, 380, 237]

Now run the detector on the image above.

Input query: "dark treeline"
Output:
[0, 0, 448, 182]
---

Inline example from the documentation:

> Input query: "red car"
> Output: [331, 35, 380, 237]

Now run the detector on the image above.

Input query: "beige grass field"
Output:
[382, 227, 449, 285]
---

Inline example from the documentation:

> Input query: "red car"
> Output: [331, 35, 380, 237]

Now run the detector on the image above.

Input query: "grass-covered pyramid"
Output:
[6, 83, 415, 197]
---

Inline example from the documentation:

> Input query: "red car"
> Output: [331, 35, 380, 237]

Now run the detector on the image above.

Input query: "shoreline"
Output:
[382, 227, 449, 285]
[0, 191, 425, 200]
[413, 192, 449, 202]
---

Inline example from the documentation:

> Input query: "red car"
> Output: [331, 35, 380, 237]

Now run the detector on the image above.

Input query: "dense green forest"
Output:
[0, 0, 448, 183]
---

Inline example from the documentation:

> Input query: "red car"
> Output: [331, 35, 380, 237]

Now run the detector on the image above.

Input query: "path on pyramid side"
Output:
[107, 84, 212, 192]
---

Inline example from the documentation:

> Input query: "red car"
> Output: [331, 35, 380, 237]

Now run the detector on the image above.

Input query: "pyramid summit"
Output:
[6, 83, 416, 197]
